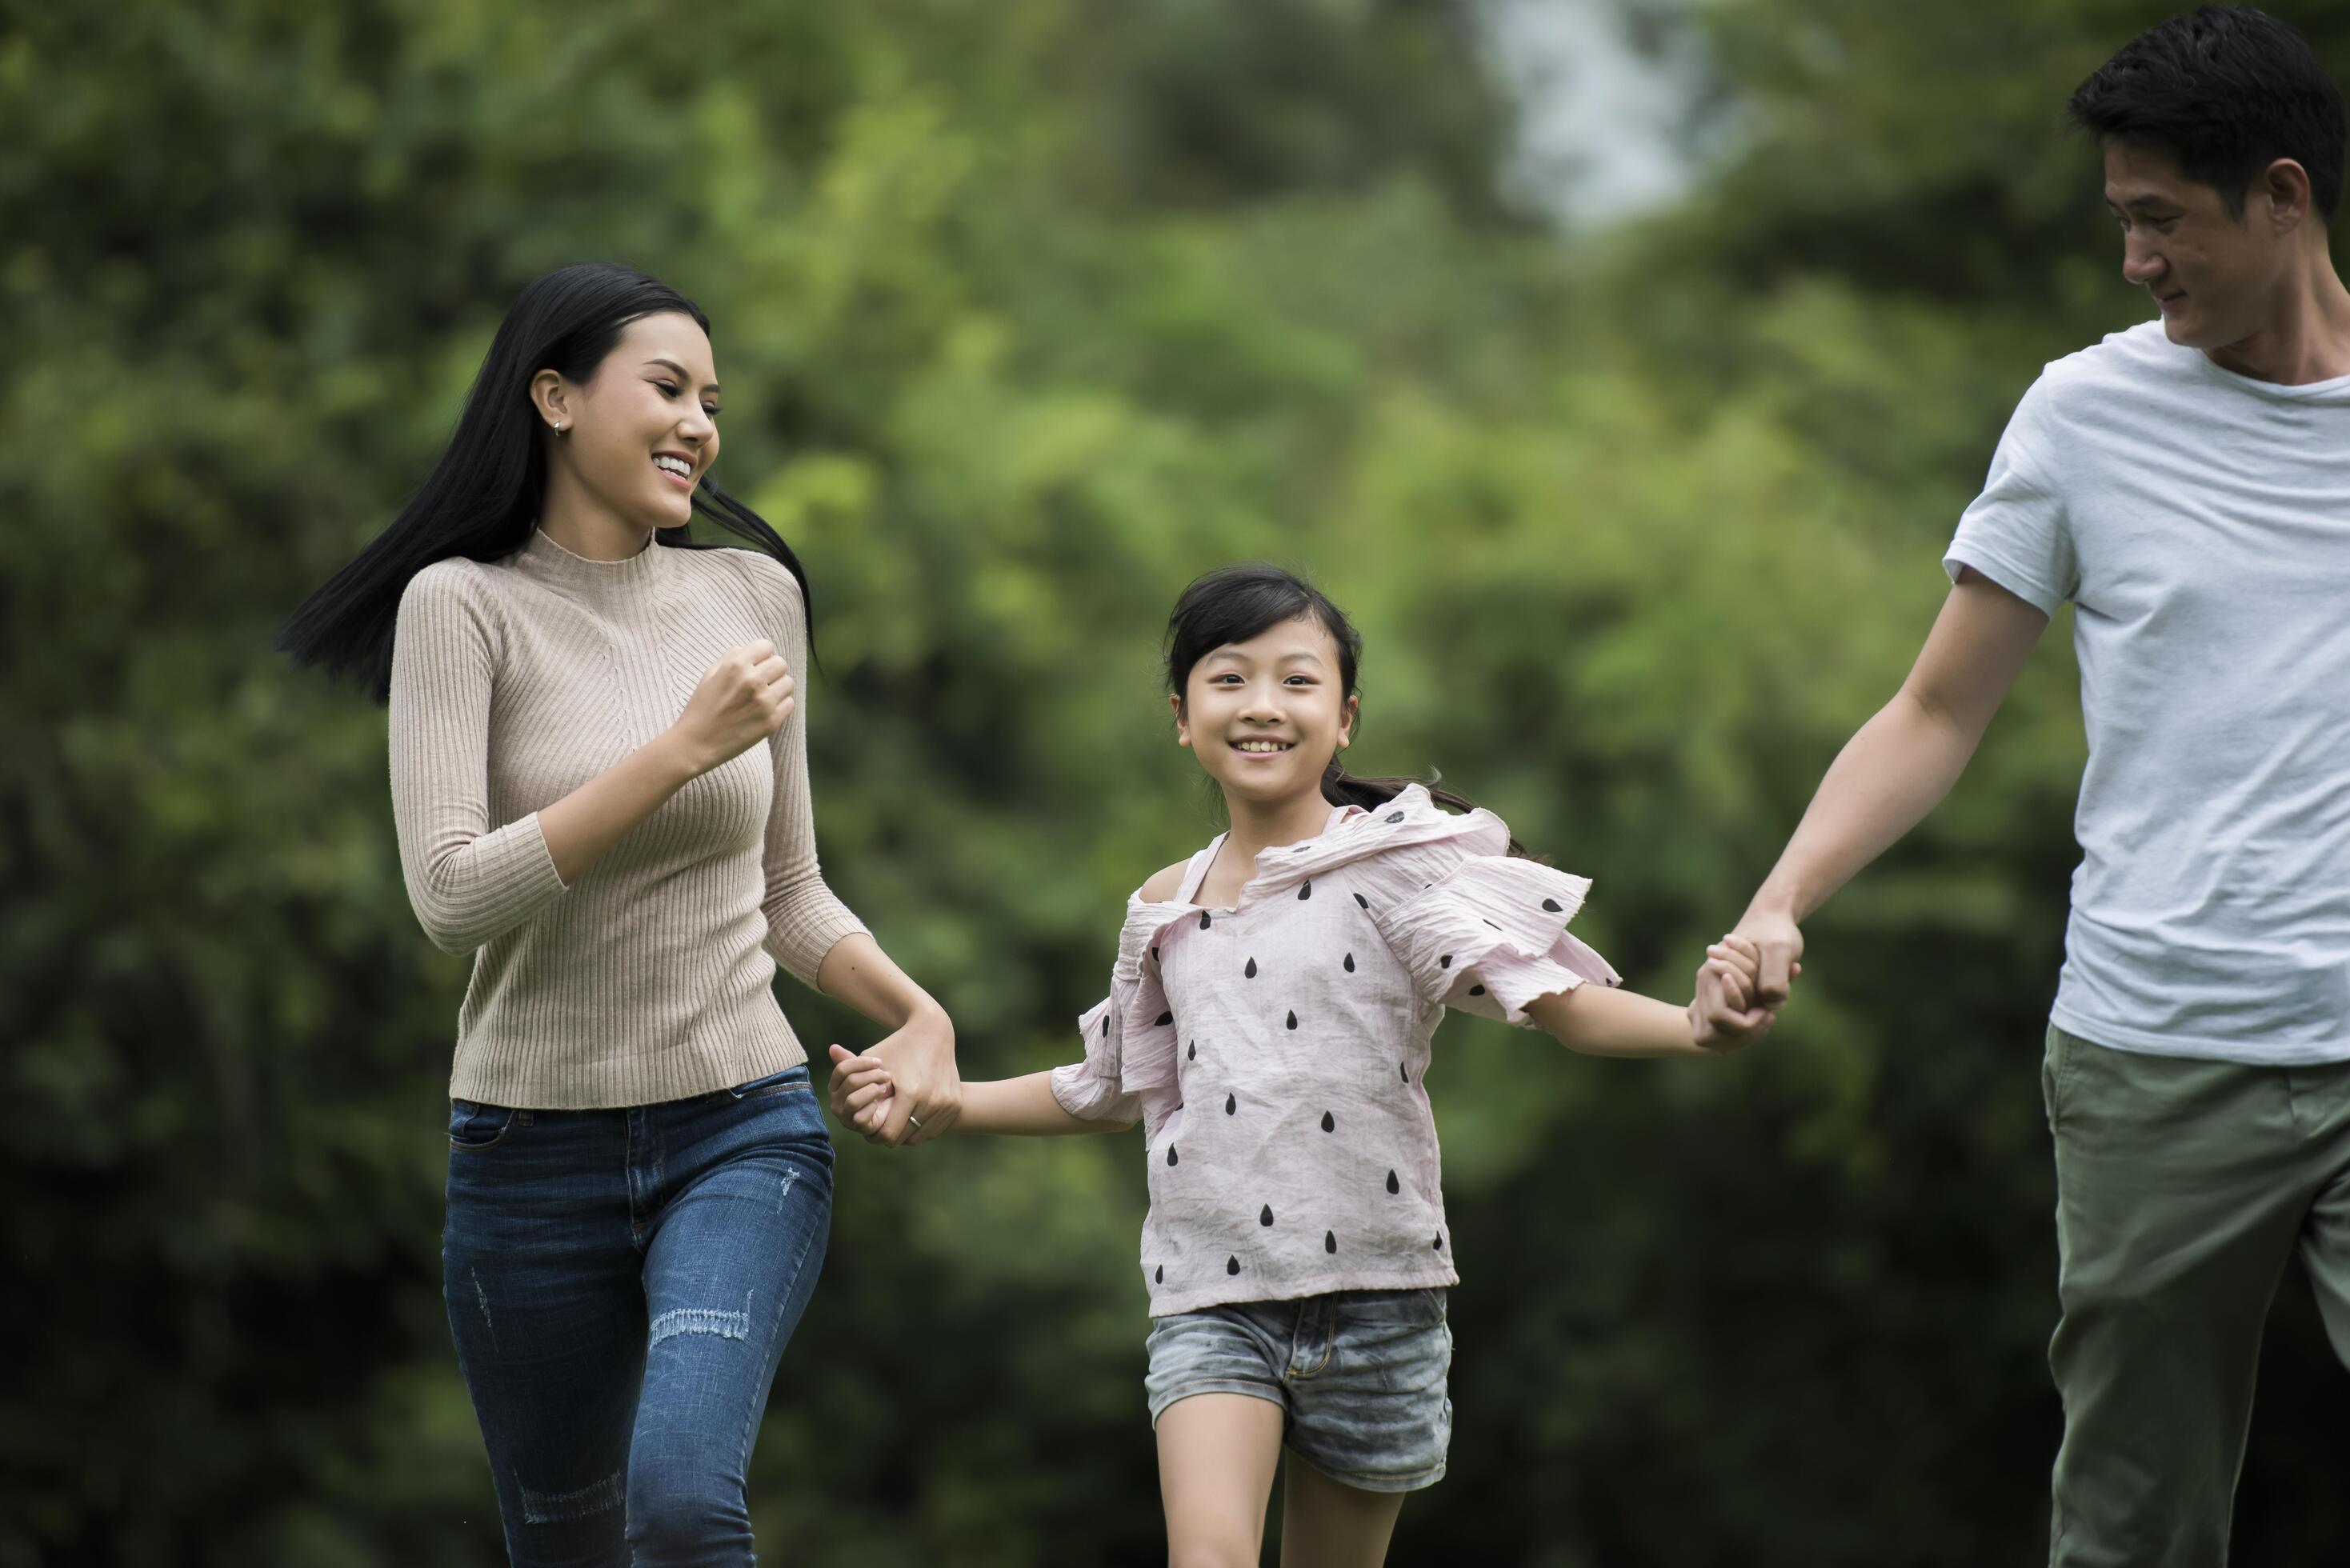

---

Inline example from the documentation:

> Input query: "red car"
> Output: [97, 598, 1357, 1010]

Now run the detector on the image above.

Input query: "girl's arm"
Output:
[955, 1072, 1133, 1137]
[827, 1051, 1130, 1138]
[1522, 943, 1771, 1058]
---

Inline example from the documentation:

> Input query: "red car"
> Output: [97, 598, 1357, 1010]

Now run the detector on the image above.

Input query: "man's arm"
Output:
[1733, 569, 2051, 1004]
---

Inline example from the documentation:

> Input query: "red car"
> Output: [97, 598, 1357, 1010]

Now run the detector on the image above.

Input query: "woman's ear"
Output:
[1170, 691, 1190, 748]
[530, 368, 570, 433]
[1338, 694, 1358, 750]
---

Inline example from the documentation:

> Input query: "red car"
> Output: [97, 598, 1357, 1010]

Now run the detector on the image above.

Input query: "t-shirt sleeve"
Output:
[1367, 837, 1621, 1027]
[1943, 376, 2076, 617]
[1051, 993, 1148, 1126]
[1051, 902, 1183, 1131]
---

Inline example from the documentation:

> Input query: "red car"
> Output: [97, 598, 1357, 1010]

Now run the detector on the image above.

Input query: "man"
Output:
[1701, 8, 2350, 1563]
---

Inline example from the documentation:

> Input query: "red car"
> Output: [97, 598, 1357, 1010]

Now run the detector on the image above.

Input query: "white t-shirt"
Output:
[1945, 319, 2350, 1065]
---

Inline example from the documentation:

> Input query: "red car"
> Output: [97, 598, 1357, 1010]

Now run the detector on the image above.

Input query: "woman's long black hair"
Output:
[274, 262, 814, 702]
[1163, 564, 1525, 850]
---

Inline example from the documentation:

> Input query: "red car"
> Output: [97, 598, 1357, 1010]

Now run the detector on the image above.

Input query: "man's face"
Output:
[2104, 141, 2296, 352]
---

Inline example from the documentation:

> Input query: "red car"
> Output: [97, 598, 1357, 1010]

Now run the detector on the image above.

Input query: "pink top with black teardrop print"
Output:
[1051, 785, 1621, 1317]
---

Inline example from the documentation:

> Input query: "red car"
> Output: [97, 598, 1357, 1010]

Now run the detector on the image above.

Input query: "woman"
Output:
[278, 262, 959, 1564]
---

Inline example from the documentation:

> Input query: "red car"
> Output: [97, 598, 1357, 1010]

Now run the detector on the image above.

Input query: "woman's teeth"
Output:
[653, 455, 692, 479]
[1234, 741, 1293, 754]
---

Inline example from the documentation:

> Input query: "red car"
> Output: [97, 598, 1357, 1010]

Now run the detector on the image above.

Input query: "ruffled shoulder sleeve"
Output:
[1049, 889, 1196, 1138]
[1353, 792, 1620, 1026]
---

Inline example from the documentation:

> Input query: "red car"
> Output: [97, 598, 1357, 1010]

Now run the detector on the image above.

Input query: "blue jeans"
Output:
[442, 1066, 832, 1567]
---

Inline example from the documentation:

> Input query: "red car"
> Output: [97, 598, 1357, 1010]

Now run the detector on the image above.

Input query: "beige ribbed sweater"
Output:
[388, 527, 867, 1109]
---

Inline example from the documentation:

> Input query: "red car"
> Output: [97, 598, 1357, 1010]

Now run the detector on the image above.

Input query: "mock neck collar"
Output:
[514, 526, 667, 606]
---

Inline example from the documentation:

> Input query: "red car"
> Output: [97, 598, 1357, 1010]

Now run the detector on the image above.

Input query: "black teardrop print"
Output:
[1259, 1204, 1274, 1226]
[1285, 1010, 1299, 1030]
[1224, 1093, 1236, 1115]
[1483, 918, 1502, 930]
[1200, 911, 1211, 930]
[1187, 1041, 1196, 1061]
[1401, 1063, 1410, 1083]
[1439, 954, 1453, 970]
[1386, 1170, 1401, 1194]
[1167, 1146, 1179, 1167]
[1354, 892, 1370, 910]
[1102, 1017, 1111, 1038]
[1433, 1234, 1443, 1250]
[1244, 958, 1258, 979]
[1542, 898, 1563, 913]
[1385, 810, 1404, 823]
[1468, 985, 1486, 997]
[1321, 1110, 1335, 1133]
[1343, 953, 1355, 973]
[1155, 1265, 1164, 1284]
[1227, 1255, 1240, 1276]
[1298, 882, 1312, 901]
[1155, 1011, 1173, 1026]
[1324, 1230, 1337, 1254]
[1151, 946, 1160, 964]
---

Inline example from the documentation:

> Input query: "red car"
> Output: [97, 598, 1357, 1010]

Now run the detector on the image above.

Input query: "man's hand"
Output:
[1732, 903, 1806, 1010]
[1689, 934, 1791, 1050]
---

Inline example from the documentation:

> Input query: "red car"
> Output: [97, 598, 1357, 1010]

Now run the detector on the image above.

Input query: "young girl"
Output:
[831, 565, 1769, 1564]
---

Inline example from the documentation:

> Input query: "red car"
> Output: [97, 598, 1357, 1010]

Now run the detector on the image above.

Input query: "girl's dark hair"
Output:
[275, 262, 815, 702]
[1164, 564, 1523, 847]
[2069, 6, 2346, 221]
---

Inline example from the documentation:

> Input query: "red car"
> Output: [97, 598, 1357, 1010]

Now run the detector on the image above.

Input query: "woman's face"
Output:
[1173, 613, 1357, 809]
[535, 310, 721, 531]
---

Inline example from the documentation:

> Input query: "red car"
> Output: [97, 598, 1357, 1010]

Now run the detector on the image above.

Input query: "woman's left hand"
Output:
[844, 1006, 961, 1146]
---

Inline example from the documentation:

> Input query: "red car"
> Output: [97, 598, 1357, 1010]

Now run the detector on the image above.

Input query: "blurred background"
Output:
[9, 0, 2350, 1562]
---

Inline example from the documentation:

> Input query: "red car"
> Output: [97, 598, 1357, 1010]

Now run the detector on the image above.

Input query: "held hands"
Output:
[1688, 902, 1808, 1047]
[823, 1006, 963, 1147]
[667, 640, 795, 776]
[1687, 932, 1799, 1051]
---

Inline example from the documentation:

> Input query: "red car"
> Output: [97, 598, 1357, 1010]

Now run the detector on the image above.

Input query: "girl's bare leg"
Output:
[1157, 1393, 1285, 1567]
[1276, 1455, 1405, 1568]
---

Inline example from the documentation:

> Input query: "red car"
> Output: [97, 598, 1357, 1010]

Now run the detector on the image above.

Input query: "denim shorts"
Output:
[1143, 1288, 1453, 1494]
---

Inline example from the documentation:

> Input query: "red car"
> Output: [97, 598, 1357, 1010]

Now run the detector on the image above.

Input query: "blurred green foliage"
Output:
[8, 0, 2350, 1562]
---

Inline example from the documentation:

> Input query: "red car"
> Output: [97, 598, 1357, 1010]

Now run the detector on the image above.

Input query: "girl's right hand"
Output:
[826, 1043, 898, 1137]
[667, 640, 795, 776]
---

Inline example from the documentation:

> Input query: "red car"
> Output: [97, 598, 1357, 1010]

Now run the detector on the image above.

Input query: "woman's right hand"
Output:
[667, 639, 795, 776]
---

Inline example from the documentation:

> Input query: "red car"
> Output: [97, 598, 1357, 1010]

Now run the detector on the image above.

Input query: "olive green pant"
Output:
[2044, 1025, 2350, 1567]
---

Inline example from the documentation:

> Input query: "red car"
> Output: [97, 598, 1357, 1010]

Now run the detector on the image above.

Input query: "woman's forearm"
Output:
[815, 932, 946, 1033]
[534, 733, 702, 886]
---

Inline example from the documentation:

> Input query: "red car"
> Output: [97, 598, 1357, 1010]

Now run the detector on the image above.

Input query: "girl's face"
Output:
[1173, 613, 1358, 809]
[533, 310, 721, 531]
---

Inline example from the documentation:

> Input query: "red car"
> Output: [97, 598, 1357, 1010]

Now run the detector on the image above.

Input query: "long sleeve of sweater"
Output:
[739, 554, 867, 986]
[387, 562, 571, 955]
